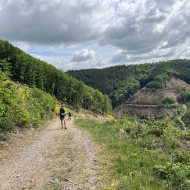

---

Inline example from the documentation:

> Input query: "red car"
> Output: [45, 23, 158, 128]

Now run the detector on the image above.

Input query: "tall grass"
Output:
[74, 115, 190, 189]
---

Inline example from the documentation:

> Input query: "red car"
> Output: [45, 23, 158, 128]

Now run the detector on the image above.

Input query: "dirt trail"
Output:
[179, 104, 187, 131]
[0, 118, 103, 190]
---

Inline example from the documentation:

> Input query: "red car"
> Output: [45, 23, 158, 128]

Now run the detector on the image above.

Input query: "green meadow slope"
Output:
[75, 115, 190, 190]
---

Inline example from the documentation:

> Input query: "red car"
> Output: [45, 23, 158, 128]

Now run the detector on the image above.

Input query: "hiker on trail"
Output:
[58, 104, 67, 129]
[69, 111, 72, 120]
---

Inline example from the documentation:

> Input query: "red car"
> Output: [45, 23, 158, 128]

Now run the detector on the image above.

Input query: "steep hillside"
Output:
[127, 77, 190, 104]
[114, 76, 189, 120]
[0, 39, 111, 114]
[75, 115, 190, 189]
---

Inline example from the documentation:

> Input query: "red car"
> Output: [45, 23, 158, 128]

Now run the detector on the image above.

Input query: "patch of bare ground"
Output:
[114, 76, 190, 118]
[127, 76, 190, 104]
[0, 117, 108, 190]
[178, 139, 190, 151]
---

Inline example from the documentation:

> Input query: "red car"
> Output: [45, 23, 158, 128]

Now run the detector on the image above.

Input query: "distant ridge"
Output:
[66, 59, 190, 108]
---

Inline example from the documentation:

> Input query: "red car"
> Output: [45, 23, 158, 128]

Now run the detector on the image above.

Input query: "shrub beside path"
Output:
[0, 117, 104, 190]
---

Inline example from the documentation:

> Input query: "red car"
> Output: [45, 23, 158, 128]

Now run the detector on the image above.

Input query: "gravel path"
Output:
[0, 117, 103, 190]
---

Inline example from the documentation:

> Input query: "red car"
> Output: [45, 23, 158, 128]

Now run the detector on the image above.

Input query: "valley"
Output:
[1, 39, 190, 189]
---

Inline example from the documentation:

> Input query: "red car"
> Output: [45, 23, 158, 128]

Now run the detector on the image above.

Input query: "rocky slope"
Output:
[114, 76, 190, 119]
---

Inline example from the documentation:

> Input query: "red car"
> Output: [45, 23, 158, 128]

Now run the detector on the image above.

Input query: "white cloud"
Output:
[153, 23, 165, 33]
[30, 54, 69, 70]
[72, 49, 96, 62]
[12, 41, 31, 52]
[30, 52, 117, 71]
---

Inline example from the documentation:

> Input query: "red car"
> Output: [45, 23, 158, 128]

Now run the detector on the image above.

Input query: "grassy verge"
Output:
[74, 115, 190, 190]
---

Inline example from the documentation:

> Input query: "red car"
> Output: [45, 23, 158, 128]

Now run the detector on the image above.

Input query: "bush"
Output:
[173, 150, 190, 164]
[161, 97, 175, 105]
[180, 86, 190, 101]
[182, 108, 190, 128]
[153, 162, 190, 188]
[0, 70, 57, 133]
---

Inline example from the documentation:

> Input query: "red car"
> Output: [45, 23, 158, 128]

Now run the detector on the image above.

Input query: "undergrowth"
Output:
[74, 115, 190, 190]
[0, 70, 57, 133]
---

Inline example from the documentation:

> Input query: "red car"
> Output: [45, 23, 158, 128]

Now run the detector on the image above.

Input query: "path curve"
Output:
[179, 104, 187, 131]
[0, 117, 102, 190]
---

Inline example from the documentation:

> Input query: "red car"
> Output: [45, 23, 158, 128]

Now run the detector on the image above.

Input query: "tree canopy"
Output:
[66, 59, 190, 107]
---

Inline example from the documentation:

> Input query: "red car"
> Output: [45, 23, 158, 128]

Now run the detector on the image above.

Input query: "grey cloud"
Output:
[0, 0, 106, 45]
[110, 50, 127, 63]
[100, 0, 190, 55]
[110, 46, 177, 64]
[1, 0, 190, 52]
[1, 0, 190, 70]
[153, 0, 176, 10]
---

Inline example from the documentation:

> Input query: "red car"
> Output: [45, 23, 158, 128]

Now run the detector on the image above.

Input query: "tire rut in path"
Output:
[0, 118, 102, 190]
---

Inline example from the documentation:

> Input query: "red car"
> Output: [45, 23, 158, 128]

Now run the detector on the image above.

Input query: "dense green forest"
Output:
[66, 59, 190, 107]
[0, 39, 112, 114]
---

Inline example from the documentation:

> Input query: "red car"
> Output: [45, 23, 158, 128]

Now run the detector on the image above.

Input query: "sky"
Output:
[0, 0, 190, 72]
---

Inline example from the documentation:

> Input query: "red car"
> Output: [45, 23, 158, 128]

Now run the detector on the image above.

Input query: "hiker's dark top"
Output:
[59, 108, 67, 117]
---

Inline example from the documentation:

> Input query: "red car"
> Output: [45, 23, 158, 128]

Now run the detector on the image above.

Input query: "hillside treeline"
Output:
[0, 39, 111, 114]
[66, 59, 190, 107]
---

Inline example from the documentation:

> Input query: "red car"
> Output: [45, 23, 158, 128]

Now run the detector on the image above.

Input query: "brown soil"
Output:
[0, 117, 106, 190]
[114, 76, 190, 119]
[127, 76, 190, 104]
[114, 104, 175, 118]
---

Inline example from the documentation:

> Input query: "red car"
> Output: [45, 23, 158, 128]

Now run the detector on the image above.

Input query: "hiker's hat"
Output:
[61, 104, 64, 107]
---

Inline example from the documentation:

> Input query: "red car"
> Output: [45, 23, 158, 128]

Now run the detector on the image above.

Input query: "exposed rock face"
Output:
[114, 76, 190, 119]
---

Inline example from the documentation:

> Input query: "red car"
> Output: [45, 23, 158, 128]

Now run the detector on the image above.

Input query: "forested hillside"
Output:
[0, 39, 111, 114]
[66, 59, 190, 107]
